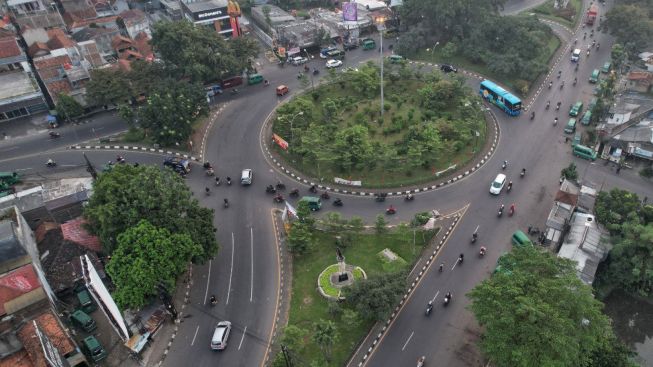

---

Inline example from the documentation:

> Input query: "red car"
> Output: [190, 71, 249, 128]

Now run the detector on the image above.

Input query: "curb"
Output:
[68, 145, 201, 162]
[355, 213, 461, 367]
[198, 103, 229, 161]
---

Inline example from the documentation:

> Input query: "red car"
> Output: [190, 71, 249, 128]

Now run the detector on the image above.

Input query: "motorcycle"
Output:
[333, 198, 343, 206]
[386, 206, 396, 215]
[46, 160, 57, 167]
[509, 204, 515, 217]
[545, 101, 550, 110]
[49, 131, 60, 138]
[479, 247, 487, 257]
[530, 111, 535, 120]
[116, 156, 126, 164]
[443, 293, 452, 306]
[276, 181, 286, 190]
[498, 205, 504, 217]
[313, 69, 319, 75]
[471, 232, 478, 243]
[264, 80, 269, 86]
[266, 185, 277, 194]
[215, 177, 221, 186]
[224, 199, 229, 208]
[210, 295, 217, 306]
[554, 118, 558, 126]
[548, 81, 553, 89]
[226, 177, 232, 185]
[556, 102, 561, 111]
[501, 160, 507, 170]
[560, 81, 564, 89]
[205, 167, 215, 176]
[289, 188, 299, 197]
[507, 182, 513, 192]
[273, 194, 285, 203]
[520, 168, 526, 177]
[309, 185, 318, 194]
[405, 193, 414, 201]
[231, 88, 239, 95]
[205, 187, 211, 196]
[417, 356, 426, 367]
[375, 193, 387, 202]
[425, 301, 433, 316]
[321, 191, 330, 200]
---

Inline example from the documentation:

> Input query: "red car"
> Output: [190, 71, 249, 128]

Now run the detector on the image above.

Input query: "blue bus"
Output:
[479, 80, 522, 116]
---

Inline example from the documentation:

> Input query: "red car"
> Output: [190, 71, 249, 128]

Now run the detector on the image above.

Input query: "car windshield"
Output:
[492, 181, 502, 188]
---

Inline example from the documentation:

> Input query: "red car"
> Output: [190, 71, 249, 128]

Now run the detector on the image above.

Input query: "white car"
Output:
[326, 59, 343, 68]
[291, 56, 308, 66]
[489, 173, 507, 195]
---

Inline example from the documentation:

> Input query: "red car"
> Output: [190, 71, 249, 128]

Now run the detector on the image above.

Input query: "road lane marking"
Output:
[226, 232, 235, 305]
[203, 259, 212, 305]
[238, 326, 247, 350]
[260, 210, 282, 367]
[401, 331, 414, 351]
[431, 290, 440, 303]
[250, 227, 254, 302]
[191, 325, 200, 346]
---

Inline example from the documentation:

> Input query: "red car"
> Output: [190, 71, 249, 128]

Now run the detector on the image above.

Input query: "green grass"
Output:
[318, 264, 342, 298]
[287, 227, 438, 366]
[532, 0, 583, 28]
[274, 78, 487, 188]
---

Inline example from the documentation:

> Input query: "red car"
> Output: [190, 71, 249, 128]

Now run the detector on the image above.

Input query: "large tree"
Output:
[344, 270, 407, 321]
[151, 21, 258, 83]
[84, 164, 218, 262]
[55, 93, 84, 122]
[603, 4, 653, 56]
[601, 222, 653, 297]
[85, 68, 132, 107]
[468, 245, 614, 367]
[312, 319, 338, 361]
[594, 189, 643, 234]
[106, 220, 201, 309]
[136, 79, 208, 146]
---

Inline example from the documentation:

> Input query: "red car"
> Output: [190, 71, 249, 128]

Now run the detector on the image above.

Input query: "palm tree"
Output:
[312, 319, 338, 361]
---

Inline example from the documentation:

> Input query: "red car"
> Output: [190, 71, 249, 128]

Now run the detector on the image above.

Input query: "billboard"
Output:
[342, 2, 357, 21]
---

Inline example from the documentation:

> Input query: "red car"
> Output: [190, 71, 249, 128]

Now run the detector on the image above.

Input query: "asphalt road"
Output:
[1, 1, 650, 366]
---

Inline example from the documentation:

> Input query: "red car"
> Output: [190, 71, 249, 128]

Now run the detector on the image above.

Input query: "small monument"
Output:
[336, 247, 348, 282]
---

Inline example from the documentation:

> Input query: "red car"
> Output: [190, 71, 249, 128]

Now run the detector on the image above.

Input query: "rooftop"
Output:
[628, 71, 653, 81]
[17, 311, 76, 367]
[60, 218, 101, 252]
[0, 220, 30, 275]
[558, 213, 609, 285]
[0, 264, 42, 316]
[0, 36, 21, 59]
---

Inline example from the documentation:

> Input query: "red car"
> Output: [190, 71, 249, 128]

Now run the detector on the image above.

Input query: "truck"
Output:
[586, 4, 598, 25]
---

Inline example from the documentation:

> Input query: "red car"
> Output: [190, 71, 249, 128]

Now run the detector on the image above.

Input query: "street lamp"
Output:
[375, 16, 386, 117]
[284, 111, 304, 145]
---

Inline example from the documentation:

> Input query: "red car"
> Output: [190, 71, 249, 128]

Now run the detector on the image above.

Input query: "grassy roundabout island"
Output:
[272, 61, 487, 188]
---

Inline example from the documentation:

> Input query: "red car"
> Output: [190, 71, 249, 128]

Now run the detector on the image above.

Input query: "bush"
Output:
[412, 212, 432, 226]
[640, 166, 653, 178]
[561, 163, 578, 181]
[327, 301, 342, 317]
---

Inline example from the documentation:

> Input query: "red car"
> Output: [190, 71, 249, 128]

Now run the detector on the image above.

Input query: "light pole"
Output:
[375, 16, 386, 117]
[426, 41, 439, 57]
[287, 111, 304, 145]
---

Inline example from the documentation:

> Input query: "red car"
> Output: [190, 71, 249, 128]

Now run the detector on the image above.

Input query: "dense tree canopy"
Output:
[603, 3, 653, 57]
[55, 93, 84, 121]
[106, 220, 201, 309]
[468, 245, 616, 367]
[84, 164, 218, 262]
[344, 270, 407, 321]
[151, 20, 259, 83]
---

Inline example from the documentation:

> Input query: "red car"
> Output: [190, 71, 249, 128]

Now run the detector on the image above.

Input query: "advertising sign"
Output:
[342, 2, 357, 21]
[273, 133, 289, 150]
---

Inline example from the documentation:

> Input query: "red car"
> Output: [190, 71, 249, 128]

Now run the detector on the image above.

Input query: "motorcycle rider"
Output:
[479, 246, 487, 256]
[205, 187, 211, 195]
[226, 176, 232, 185]
[458, 253, 464, 263]
[554, 117, 558, 125]
[426, 301, 433, 315]
[224, 198, 229, 207]
[215, 176, 221, 185]
[510, 203, 516, 214]
[546, 100, 550, 109]
[507, 181, 513, 190]
[46, 158, 56, 166]
[521, 168, 526, 176]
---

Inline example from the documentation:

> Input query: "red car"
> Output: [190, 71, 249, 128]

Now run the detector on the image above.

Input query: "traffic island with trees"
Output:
[396, 0, 558, 94]
[271, 62, 487, 188]
[275, 206, 438, 367]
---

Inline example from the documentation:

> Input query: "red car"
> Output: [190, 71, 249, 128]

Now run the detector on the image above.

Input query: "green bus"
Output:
[573, 144, 597, 161]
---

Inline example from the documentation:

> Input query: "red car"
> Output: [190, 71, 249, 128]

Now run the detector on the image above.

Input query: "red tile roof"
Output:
[47, 80, 73, 101]
[46, 28, 75, 49]
[0, 264, 42, 316]
[0, 36, 21, 59]
[0, 349, 33, 367]
[17, 311, 75, 367]
[111, 34, 132, 49]
[133, 31, 153, 61]
[34, 54, 72, 70]
[628, 71, 653, 81]
[119, 9, 146, 25]
[65, 14, 118, 30]
[27, 42, 50, 58]
[61, 218, 102, 252]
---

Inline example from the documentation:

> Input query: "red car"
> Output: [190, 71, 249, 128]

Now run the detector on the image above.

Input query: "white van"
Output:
[210, 321, 232, 350]
[571, 49, 581, 62]
[489, 173, 507, 195]
[240, 169, 252, 185]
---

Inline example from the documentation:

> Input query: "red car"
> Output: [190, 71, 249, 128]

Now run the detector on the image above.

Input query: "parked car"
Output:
[326, 59, 343, 68]
[291, 56, 308, 65]
[75, 286, 96, 314]
[70, 310, 97, 332]
[325, 49, 345, 60]
[388, 55, 405, 63]
[320, 46, 337, 58]
[569, 101, 583, 117]
[164, 156, 191, 175]
[601, 62, 611, 73]
[82, 336, 107, 362]
[440, 64, 458, 73]
[589, 69, 600, 83]
[276, 85, 289, 96]
[343, 42, 358, 50]
[581, 111, 592, 125]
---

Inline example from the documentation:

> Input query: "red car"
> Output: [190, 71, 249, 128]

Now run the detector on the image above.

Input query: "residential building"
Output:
[72, 23, 120, 57]
[557, 213, 610, 285]
[0, 29, 49, 121]
[33, 49, 90, 105]
[118, 8, 150, 38]
[638, 51, 653, 72]
[607, 119, 653, 162]
[4, 0, 65, 30]
[626, 71, 653, 93]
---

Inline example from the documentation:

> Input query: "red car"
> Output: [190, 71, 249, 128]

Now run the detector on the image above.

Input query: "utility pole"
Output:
[281, 345, 293, 367]
[83, 152, 98, 180]
[375, 16, 386, 117]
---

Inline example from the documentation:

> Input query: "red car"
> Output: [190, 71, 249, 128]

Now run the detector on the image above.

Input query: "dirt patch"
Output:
[303, 296, 313, 305]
